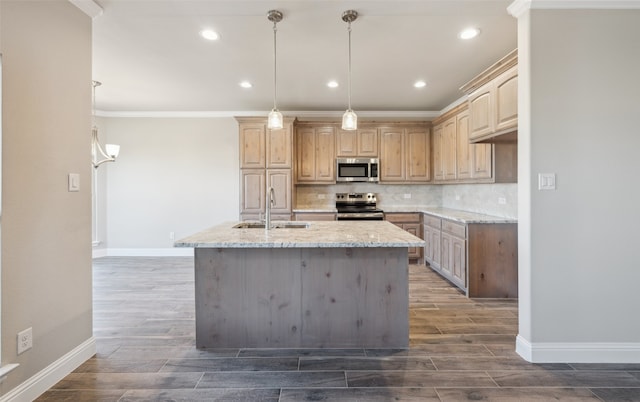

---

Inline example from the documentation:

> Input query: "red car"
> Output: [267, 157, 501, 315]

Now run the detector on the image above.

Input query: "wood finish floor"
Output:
[36, 257, 640, 401]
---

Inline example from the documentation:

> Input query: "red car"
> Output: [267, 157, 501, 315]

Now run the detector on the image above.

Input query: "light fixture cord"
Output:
[347, 21, 352, 111]
[273, 20, 278, 110]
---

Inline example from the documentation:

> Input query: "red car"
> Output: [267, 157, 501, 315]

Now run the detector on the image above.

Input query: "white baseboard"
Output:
[0, 337, 96, 402]
[92, 248, 108, 259]
[105, 248, 194, 257]
[517, 334, 640, 363]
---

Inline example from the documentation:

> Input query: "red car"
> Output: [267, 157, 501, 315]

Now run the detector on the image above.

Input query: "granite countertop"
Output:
[419, 207, 517, 224]
[175, 221, 426, 249]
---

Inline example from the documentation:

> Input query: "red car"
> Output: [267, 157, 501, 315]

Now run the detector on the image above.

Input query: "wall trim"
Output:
[509, 0, 640, 18]
[95, 110, 440, 120]
[105, 248, 194, 257]
[517, 334, 640, 363]
[0, 337, 96, 402]
[68, 0, 103, 18]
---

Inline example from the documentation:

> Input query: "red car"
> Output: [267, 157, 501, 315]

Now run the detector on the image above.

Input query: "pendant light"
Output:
[341, 10, 358, 131]
[91, 81, 120, 168]
[267, 10, 283, 130]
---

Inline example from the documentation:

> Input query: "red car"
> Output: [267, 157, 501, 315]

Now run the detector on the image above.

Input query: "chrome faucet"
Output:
[265, 186, 275, 230]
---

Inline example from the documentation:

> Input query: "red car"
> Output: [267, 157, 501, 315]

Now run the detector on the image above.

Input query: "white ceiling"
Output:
[91, 0, 517, 116]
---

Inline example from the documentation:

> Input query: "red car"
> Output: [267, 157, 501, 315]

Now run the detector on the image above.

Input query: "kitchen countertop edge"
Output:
[175, 220, 425, 249]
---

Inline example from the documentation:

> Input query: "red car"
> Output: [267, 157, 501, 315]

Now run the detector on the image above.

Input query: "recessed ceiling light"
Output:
[201, 29, 220, 41]
[459, 28, 480, 40]
[239, 81, 252, 89]
[414, 80, 427, 88]
[327, 81, 339, 88]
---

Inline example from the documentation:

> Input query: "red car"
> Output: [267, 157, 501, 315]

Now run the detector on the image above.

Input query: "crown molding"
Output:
[509, 0, 640, 18]
[96, 110, 441, 120]
[68, 0, 103, 19]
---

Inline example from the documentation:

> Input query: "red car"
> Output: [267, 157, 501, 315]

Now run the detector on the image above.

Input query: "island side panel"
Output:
[194, 248, 303, 348]
[300, 247, 409, 348]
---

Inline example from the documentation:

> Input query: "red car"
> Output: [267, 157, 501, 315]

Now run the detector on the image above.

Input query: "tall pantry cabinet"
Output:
[237, 117, 296, 221]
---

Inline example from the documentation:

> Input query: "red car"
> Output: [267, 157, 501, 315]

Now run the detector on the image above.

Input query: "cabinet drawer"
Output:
[423, 214, 441, 229]
[295, 213, 335, 221]
[385, 213, 420, 224]
[442, 220, 466, 238]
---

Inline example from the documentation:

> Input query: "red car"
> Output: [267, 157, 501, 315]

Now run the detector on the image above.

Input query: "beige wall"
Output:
[1, 0, 93, 394]
[518, 8, 640, 361]
[100, 117, 239, 250]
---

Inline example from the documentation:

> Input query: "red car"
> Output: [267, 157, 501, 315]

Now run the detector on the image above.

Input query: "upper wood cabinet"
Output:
[296, 125, 336, 183]
[379, 125, 430, 183]
[432, 103, 514, 184]
[238, 117, 295, 221]
[461, 49, 518, 143]
[494, 66, 518, 133]
[239, 122, 266, 169]
[238, 117, 294, 169]
[336, 128, 378, 157]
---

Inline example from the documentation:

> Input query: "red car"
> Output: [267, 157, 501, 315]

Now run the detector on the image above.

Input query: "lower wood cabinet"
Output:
[385, 213, 423, 262]
[294, 212, 336, 221]
[423, 212, 517, 298]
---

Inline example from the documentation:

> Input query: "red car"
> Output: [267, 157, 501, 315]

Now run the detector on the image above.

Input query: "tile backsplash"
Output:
[441, 183, 517, 218]
[296, 183, 517, 218]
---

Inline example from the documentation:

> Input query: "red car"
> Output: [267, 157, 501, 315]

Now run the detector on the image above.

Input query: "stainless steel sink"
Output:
[233, 222, 309, 229]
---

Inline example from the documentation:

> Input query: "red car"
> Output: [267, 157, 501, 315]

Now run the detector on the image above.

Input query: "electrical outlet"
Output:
[403, 193, 411, 199]
[498, 197, 507, 205]
[455, 195, 461, 201]
[17, 327, 33, 355]
[169, 231, 175, 240]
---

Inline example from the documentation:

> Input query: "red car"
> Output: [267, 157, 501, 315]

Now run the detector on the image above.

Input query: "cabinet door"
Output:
[266, 169, 291, 214]
[456, 111, 472, 180]
[379, 128, 405, 181]
[357, 128, 378, 157]
[336, 129, 357, 157]
[406, 127, 430, 182]
[240, 169, 265, 215]
[423, 225, 433, 264]
[267, 124, 292, 168]
[451, 236, 466, 287]
[442, 118, 457, 181]
[473, 143, 493, 179]
[441, 232, 452, 276]
[239, 123, 266, 168]
[468, 83, 494, 141]
[432, 124, 444, 181]
[315, 127, 336, 182]
[430, 227, 441, 268]
[404, 223, 422, 260]
[495, 66, 518, 133]
[296, 127, 316, 182]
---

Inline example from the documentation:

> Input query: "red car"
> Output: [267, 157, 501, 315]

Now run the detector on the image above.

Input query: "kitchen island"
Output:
[175, 220, 424, 349]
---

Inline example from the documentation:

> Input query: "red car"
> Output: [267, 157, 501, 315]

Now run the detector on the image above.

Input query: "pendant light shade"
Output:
[267, 10, 284, 130]
[341, 10, 358, 131]
[342, 109, 357, 131]
[268, 109, 283, 129]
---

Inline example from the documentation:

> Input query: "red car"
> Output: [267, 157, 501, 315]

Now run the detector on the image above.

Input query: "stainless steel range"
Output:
[335, 193, 384, 221]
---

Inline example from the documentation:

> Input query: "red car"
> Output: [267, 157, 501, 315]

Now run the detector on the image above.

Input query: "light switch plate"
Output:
[68, 173, 80, 192]
[538, 173, 556, 190]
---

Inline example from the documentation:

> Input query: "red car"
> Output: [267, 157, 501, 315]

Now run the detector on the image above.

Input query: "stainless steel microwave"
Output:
[336, 158, 379, 182]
